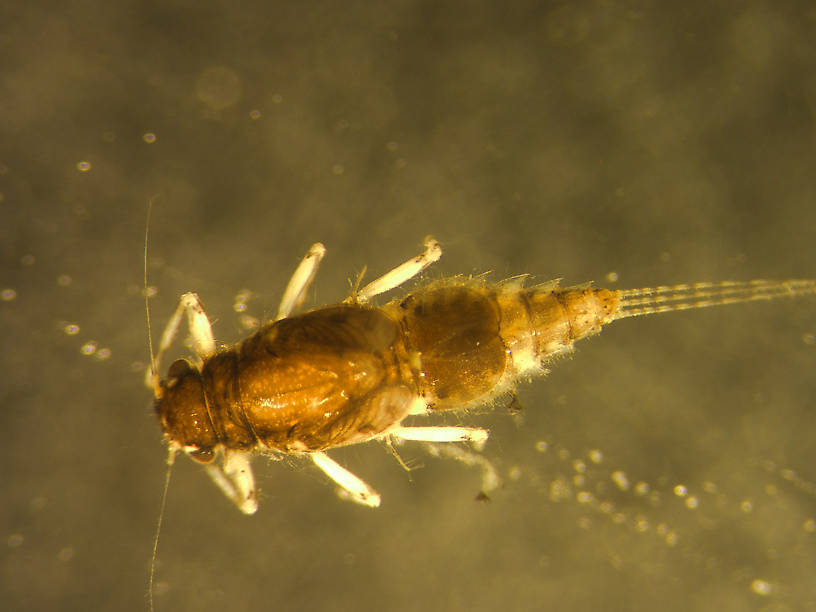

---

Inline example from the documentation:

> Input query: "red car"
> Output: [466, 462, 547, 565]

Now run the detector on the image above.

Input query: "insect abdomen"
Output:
[388, 282, 621, 410]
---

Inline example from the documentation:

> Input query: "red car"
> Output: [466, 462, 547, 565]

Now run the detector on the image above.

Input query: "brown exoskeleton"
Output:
[146, 238, 816, 514]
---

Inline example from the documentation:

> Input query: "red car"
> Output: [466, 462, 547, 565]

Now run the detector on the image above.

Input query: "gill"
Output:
[144, 197, 174, 612]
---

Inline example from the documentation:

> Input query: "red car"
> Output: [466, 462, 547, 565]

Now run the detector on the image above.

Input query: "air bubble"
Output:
[57, 274, 72, 287]
[605, 271, 619, 283]
[64, 324, 80, 335]
[673, 484, 688, 497]
[576, 491, 594, 505]
[587, 449, 603, 464]
[249, 109, 262, 120]
[684, 496, 699, 509]
[634, 481, 650, 496]
[239, 315, 259, 331]
[57, 547, 74, 562]
[1, 288, 16, 301]
[95, 348, 112, 360]
[80, 341, 98, 355]
[143, 132, 157, 143]
[535, 441, 549, 453]
[76, 161, 92, 172]
[611, 470, 630, 491]
[7, 534, 23, 548]
[332, 164, 345, 176]
[750, 579, 772, 596]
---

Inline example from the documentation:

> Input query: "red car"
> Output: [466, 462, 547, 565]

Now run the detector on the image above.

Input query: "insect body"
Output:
[146, 238, 816, 514]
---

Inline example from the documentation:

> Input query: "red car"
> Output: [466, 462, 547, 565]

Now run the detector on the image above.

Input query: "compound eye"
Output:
[186, 446, 215, 464]
[165, 359, 194, 388]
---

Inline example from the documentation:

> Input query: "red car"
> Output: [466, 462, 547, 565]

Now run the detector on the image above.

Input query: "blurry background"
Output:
[3, 2, 816, 610]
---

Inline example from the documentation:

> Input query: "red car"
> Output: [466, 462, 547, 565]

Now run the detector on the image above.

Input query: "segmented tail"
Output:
[610, 279, 816, 321]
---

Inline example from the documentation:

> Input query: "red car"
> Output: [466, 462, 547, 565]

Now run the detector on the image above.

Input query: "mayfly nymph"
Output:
[145, 237, 816, 514]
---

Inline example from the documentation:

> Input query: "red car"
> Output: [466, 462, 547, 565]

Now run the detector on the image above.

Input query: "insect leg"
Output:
[204, 450, 258, 515]
[311, 451, 381, 508]
[355, 236, 442, 303]
[146, 292, 216, 389]
[276, 243, 327, 320]
[389, 426, 489, 445]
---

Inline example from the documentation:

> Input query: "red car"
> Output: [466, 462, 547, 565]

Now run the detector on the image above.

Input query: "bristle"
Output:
[612, 279, 816, 321]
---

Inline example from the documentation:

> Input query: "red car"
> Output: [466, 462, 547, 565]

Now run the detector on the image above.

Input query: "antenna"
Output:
[144, 197, 160, 396]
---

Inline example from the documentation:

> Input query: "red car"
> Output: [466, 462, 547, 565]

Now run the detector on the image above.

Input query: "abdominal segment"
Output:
[387, 281, 621, 410]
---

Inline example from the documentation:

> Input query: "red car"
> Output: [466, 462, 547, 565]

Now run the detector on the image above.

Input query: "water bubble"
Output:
[1, 288, 16, 301]
[80, 341, 98, 355]
[64, 324, 80, 336]
[76, 161, 92, 172]
[143, 132, 157, 144]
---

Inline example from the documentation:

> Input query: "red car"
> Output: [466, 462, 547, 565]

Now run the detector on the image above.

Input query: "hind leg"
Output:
[276, 243, 326, 320]
[353, 236, 442, 303]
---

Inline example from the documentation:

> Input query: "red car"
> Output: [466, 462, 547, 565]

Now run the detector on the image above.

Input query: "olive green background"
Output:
[3, 2, 816, 610]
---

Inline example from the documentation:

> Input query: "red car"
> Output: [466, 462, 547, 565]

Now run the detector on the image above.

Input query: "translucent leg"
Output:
[311, 451, 381, 508]
[146, 292, 216, 391]
[355, 236, 442, 303]
[276, 243, 326, 320]
[204, 450, 258, 515]
[389, 426, 489, 445]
